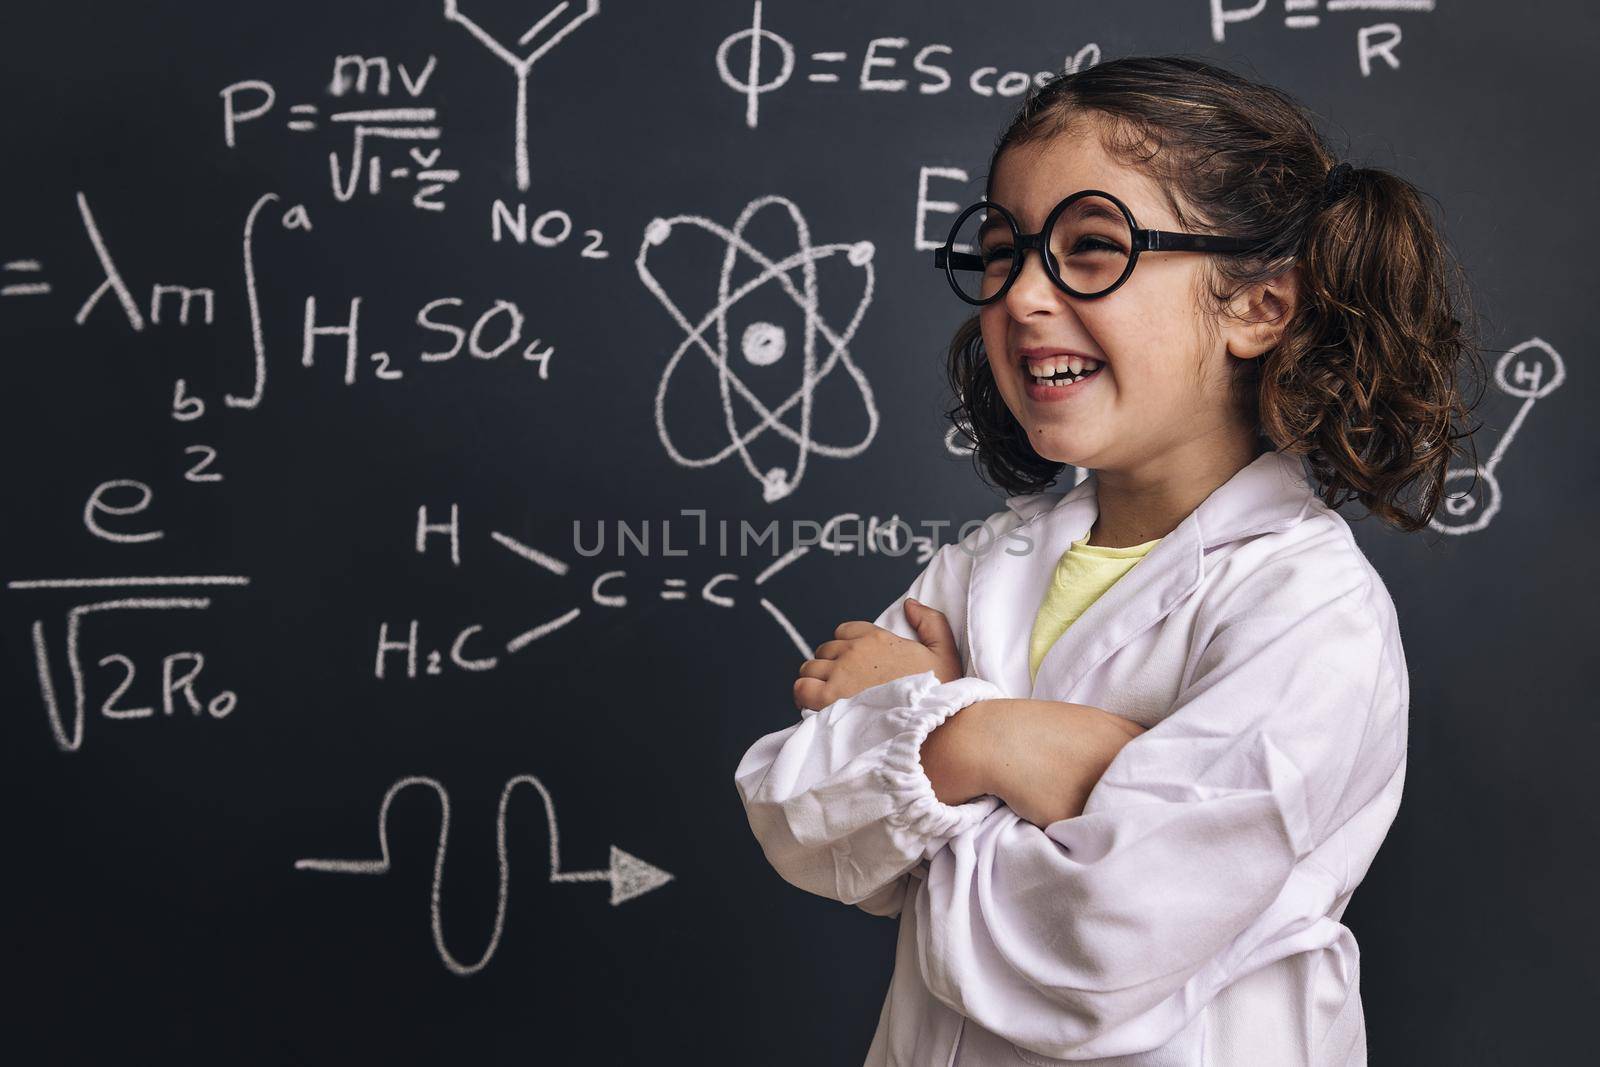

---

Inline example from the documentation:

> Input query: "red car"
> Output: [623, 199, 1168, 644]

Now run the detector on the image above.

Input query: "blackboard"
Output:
[3, 2, 1591, 1063]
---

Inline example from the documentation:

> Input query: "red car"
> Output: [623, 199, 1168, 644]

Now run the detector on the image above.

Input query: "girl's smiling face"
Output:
[980, 122, 1262, 477]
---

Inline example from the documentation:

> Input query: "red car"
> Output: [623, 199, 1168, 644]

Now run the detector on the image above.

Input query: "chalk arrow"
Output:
[295, 774, 674, 975]
[553, 844, 675, 904]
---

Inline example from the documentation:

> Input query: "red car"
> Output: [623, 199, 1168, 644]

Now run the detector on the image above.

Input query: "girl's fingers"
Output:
[796, 658, 833, 681]
[812, 639, 848, 661]
[792, 675, 833, 712]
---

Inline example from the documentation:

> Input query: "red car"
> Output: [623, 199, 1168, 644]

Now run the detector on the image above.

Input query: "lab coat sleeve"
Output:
[733, 526, 1009, 912]
[913, 572, 1408, 1058]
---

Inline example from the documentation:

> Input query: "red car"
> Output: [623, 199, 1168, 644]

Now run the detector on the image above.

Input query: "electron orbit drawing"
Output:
[636, 194, 879, 503]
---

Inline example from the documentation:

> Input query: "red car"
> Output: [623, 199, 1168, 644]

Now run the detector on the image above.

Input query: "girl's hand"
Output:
[793, 598, 963, 712]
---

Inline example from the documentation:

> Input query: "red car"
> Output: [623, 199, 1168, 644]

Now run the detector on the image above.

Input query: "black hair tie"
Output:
[1322, 161, 1358, 207]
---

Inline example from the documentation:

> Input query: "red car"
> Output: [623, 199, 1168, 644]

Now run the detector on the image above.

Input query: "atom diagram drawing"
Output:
[636, 194, 879, 503]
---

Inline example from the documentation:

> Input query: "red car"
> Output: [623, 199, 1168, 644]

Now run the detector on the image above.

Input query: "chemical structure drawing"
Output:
[1429, 336, 1566, 536]
[443, 0, 601, 192]
[383, 502, 832, 682]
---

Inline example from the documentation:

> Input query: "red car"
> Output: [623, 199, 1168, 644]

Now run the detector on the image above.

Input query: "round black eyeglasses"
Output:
[932, 189, 1262, 304]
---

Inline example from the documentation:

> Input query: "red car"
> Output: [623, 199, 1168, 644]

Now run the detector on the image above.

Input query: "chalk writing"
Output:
[295, 773, 673, 975]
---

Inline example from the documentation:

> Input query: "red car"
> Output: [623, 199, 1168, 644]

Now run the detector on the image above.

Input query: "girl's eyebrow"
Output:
[1071, 199, 1125, 225]
[978, 193, 1136, 240]
[977, 215, 1010, 241]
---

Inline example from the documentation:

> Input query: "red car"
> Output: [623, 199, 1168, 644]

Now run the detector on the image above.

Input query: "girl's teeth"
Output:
[1027, 357, 1102, 385]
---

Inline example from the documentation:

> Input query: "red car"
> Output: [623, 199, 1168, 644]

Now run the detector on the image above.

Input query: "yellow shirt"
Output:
[1027, 532, 1162, 684]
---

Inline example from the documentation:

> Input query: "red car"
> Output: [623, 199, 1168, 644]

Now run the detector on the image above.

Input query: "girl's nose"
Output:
[1005, 243, 1068, 317]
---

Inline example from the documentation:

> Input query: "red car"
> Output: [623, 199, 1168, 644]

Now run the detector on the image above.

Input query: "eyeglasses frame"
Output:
[932, 189, 1261, 304]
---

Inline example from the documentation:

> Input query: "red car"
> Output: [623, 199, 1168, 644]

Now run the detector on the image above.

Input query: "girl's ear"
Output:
[1222, 265, 1301, 361]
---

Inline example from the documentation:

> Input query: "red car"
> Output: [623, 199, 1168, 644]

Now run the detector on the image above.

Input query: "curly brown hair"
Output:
[944, 54, 1489, 533]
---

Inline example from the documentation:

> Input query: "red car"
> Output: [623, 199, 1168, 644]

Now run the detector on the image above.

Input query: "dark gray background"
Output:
[1, 1, 1593, 1063]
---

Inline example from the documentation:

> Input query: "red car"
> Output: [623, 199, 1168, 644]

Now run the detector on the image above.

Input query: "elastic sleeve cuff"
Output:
[873, 672, 1005, 841]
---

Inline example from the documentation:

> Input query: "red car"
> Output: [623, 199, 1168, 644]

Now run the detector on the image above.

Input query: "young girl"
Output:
[735, 55, 1480, 1066]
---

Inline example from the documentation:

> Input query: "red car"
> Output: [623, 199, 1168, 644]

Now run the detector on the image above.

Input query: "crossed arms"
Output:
[791, 595, 1146, 828]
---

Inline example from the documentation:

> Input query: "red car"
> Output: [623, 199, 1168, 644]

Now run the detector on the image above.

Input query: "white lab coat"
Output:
[734, 449, 1408, 1065]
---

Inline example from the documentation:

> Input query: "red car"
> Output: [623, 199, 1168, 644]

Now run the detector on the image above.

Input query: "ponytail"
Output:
[1264, 162, 1489, 531]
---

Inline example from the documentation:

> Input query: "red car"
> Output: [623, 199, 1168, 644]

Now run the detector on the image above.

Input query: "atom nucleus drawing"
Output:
[636, 195, 879, 503]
